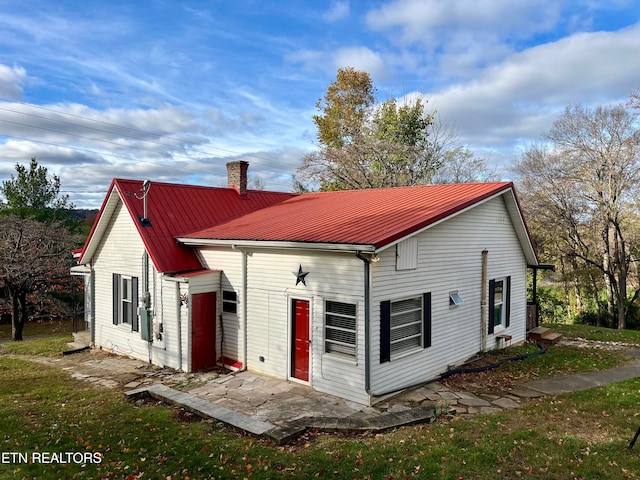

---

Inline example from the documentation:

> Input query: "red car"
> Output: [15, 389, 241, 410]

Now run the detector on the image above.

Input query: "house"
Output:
[73, 161, 538, 405]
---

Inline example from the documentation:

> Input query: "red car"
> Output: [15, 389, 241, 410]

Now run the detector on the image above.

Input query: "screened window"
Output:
[381, 293, 431, 363]
[390, 296, 423, 356]
[222, 290, 237, 314]
[324, 300, 357, 359]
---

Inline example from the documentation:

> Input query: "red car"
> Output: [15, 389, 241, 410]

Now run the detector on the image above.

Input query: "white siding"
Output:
[198, 247, 244, 368]
[92, 202, 152, 362]
[370, 196, 528, 396]
[91, 201, 201, 371]
[243, 249, 368, 404]
[150, 277, 185, 370]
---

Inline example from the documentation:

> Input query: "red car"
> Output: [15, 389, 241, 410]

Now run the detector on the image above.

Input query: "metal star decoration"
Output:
[293, 264, 310, 286]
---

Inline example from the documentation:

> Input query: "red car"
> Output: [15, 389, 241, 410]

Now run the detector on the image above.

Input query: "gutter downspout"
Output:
[356, 251, 372, 397]
[481, 249, 488, 352]
[233, 245, 249, 371]
[90, 263, 95, 345]
[143, 251, 152, 363]
[176, 282, 183, 370]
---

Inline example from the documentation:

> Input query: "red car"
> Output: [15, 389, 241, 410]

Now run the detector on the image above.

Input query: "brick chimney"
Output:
[226, 160, 249, 195]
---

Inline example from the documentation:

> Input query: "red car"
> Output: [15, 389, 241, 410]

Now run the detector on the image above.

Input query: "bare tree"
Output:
[514, 104, 640, 328]
[432, 146, 500, 184]
[0, 215, 76, 340]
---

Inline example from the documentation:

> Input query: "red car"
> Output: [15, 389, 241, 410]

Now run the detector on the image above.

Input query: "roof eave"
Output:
[77, 181, 120, 265]
[373, 184, 539, 265]
[176, 237, 376, 253]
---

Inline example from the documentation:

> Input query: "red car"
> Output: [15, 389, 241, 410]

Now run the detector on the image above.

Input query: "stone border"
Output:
[126, 384, 439, 444]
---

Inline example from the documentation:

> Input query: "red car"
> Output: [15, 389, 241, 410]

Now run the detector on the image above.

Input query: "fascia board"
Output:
[176, 237, 376, 253]
[78, 187, 122, 264]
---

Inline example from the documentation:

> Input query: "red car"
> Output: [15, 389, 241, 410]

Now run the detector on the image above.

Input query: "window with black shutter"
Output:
[380, 292, 431, 363]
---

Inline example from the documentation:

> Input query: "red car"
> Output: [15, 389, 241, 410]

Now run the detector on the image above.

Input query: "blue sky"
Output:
[0, 0, 639, 208]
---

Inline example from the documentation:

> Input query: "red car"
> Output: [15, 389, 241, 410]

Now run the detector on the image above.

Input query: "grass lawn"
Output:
[0, 334, 74, 356]
[0, 319, 74, 340]
[544, 322, 640, 344]
[1, 328, 640, 478]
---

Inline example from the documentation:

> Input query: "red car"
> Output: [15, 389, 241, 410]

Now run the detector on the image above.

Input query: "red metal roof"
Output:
[185, 182, 518, 249]
[80, 179, 295, 273]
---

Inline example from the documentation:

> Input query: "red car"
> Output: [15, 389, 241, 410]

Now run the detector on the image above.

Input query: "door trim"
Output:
[288, 296, 312, 385]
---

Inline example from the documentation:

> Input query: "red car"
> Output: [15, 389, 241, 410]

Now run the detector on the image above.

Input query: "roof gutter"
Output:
[176, 238, 375, 253]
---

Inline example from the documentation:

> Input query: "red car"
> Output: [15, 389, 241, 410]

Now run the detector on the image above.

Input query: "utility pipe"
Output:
[232, 245, 249, 371]
[177, 282, 183, 371]
[355, 251, 372, 398]
[481, 249, 488, 352]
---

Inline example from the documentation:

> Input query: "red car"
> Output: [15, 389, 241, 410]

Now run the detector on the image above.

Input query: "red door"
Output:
[291, 299, 310, 382]
[191, 292, 216, 371]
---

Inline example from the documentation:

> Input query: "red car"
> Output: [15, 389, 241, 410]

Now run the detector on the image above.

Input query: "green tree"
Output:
[299, 67, 482, 191]
[313, 67, 375, 149]
[0, 159, 82, 339]
[0, 157, 74, 220]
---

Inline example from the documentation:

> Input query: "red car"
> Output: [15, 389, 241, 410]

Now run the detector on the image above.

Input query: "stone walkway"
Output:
[14, 338, 640, 444]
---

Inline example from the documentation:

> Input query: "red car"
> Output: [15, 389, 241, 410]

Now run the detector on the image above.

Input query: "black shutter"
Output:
[423, 292, 431, 348]
[380, 300, 391, 363]
[505, 276, 511, 328]
[112, 273, 120, 325]
[488, 279, 495, 335]
[131, 277, 139, 332]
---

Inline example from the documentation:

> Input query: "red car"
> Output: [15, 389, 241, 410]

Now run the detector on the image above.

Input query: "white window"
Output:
[489, 276, 511, 333]
[112, 273, 138, 332]
[390, 296, 423, 356]
[324, 300, 357, 359]
[493, 279, 505, 328]
[121, 276, 133, 324]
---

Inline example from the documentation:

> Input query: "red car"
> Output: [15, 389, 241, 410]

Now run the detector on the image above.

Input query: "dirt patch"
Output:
[441, 346, 542, 393]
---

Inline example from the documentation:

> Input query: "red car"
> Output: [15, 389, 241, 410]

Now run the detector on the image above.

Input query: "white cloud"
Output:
[333, 46, 388, 80]
[423, 23, 640, 162]
[367, 0, 561, 45]
[0, 64, 27, 99]
[0, 97, 311, 207]
[323, 1, 350, 22]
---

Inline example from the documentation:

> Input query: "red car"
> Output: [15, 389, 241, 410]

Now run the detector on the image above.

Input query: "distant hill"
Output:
[71, 209, 99, 227]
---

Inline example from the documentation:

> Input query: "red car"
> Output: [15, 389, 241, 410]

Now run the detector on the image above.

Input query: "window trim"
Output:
[489, 276, 511, 334]
[121, 276, 133, 325]
[324, 299, 357, 360]
[112, 273, 138, 332]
